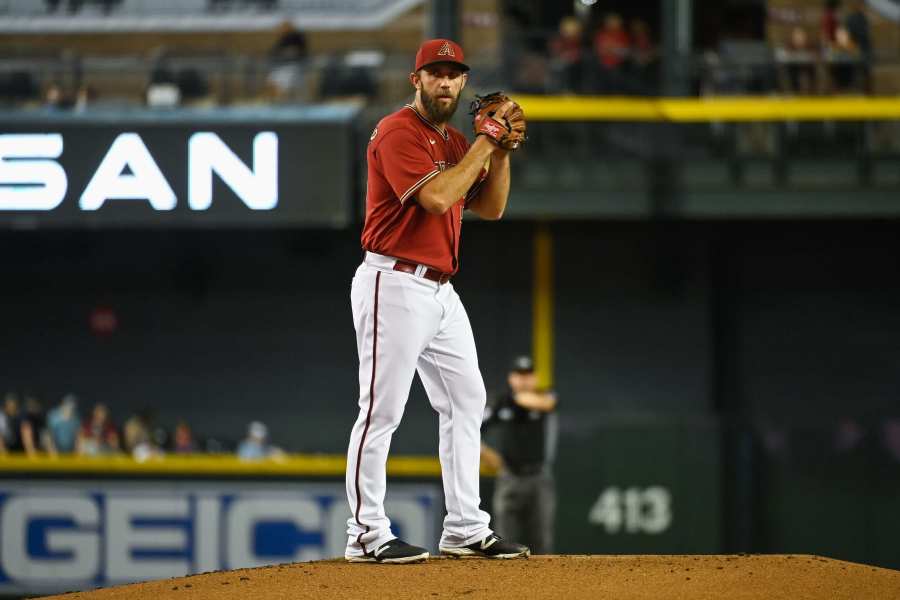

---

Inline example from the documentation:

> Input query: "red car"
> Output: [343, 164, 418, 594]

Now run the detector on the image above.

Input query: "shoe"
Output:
[346, 538, 429, 564]
[440, 533, 530, 559]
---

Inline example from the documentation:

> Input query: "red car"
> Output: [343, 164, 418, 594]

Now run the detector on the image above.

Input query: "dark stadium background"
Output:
[1, 0, 899, 596]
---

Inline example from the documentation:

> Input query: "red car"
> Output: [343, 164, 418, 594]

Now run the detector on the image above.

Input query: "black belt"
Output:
[393, 260, 452, 285]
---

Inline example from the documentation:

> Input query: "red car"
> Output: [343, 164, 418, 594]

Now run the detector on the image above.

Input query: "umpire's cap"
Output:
[415, 38, 470, 72]
[510, 355, 534, 373]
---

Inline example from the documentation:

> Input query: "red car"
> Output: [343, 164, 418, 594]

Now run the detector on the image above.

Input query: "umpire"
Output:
[481, 355, 558, 554]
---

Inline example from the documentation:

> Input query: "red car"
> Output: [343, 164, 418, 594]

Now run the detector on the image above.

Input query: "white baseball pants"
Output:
[345, 252, 492, 558]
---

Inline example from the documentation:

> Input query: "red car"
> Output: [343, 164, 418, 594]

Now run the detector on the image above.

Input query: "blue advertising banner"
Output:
[0, 480, 440, 596]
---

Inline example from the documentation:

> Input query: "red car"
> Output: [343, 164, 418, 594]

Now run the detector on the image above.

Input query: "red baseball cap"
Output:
[414, 38, 469, 72]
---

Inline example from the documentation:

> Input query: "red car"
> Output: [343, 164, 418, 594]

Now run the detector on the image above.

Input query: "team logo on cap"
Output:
[438, 41, 455, 57]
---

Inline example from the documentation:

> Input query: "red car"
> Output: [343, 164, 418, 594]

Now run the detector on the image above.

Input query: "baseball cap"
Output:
[510, 355, 534, 373]
[414, 38, 469, 72]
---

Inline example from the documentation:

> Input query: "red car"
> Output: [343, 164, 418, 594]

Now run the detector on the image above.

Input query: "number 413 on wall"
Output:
[587, 486, 672, 535]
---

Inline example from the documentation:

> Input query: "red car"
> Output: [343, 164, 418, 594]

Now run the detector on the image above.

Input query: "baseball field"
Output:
[37, 554, 900, 600]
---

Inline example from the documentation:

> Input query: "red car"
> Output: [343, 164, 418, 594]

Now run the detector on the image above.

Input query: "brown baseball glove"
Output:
[469, 91, 527, 151]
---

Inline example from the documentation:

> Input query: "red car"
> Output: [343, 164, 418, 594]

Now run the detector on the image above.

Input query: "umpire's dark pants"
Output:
[493, 468, 555, 554]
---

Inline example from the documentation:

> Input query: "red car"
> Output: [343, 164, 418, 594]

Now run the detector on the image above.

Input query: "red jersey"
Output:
[361, 104, 485, 274]
[594, 28, 630, 69]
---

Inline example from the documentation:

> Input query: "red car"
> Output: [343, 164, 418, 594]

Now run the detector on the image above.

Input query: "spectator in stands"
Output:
[548, 16, 586, 93]
[271, 19, 308, 60]
[777, 27, 818, 95]
[77, 403, 120, 456]
[172, 421, 196, 454]
[591, 13, 631, 94]
[47, 394, 80, 454]
[237, 421, 282, 460]
[74, 83, 96, 112]
[843, 0, 872, 92]
[821, 0, 840, 46]
[19, 394, 50, 457]
[124, 411, 166, 461]
[146, 47, 181, 108]
[123, 412, 148, 452]
[267, 20, 309, 102]
[827, 25, 862, 92]
[0, 393, 23, 454]
[43, 82, 69, 110]
[628, 19, 659, 95]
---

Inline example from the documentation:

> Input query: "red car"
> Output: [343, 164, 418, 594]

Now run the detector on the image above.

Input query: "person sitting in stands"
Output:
[48, 394, 81, 454]
[591, 13, 631, 93]
[237, 421, 282, 460]
[77, 403, 120, 456]
[173, 421, 196, 454]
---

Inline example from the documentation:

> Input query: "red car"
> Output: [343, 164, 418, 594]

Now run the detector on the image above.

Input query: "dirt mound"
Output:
[37, 554, 900, 600]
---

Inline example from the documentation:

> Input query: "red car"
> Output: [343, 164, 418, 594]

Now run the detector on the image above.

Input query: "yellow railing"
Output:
[515, 95, 900, 122]
[0, 453, 472, 477]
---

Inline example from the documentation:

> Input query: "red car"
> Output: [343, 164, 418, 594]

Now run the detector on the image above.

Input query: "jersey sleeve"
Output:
[376, 128, 440, 204]
[482, 403, 496, 428]
[481, 392, 507, 429]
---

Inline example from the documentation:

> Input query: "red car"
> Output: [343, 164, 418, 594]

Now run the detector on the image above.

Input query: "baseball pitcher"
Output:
[344, 38, 529, 563]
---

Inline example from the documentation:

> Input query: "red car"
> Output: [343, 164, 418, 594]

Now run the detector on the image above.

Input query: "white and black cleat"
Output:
[346, 538, 429, 564]
[440, 533, 530, 559]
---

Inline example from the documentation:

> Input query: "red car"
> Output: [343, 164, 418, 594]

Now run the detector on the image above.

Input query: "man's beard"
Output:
[420, 87, 460, 124]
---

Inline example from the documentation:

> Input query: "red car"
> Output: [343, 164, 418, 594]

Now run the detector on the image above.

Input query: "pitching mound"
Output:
[38, 554, 900, 600]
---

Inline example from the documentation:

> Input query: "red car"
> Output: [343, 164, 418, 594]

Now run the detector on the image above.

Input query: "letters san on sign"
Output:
[0, 132, 278, 212]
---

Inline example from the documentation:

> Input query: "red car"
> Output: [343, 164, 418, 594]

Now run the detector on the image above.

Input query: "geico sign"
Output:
[0, 132, 278, 211]
[0, 488, 432, 588]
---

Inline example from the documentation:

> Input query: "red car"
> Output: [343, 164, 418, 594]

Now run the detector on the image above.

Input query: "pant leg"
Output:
[416, 282, 492, 547]
[493, 471, 527, 545]
[345, 265, 440, 557]
[532, 471, 556, 554]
